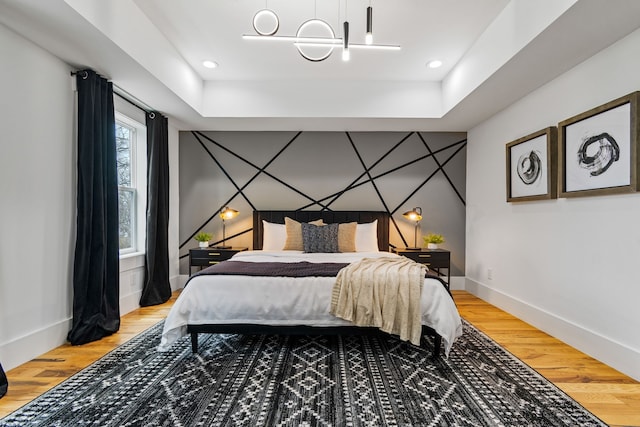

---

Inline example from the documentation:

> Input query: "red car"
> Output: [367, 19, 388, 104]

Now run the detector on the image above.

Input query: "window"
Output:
[116, 112, 146, 255]
[117, 121, 135, 251]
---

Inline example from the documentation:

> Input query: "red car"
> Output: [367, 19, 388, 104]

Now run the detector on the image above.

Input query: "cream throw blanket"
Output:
[330, 257, 426, 346]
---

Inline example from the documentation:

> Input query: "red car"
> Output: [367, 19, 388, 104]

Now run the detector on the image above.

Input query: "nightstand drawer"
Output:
[189, 247, 248, 274]
[190, 250, 235, 265]
[400, 251, 449, 268]
[392, 248, 451, 289]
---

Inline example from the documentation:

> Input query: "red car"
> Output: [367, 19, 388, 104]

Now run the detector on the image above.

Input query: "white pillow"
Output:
[355, 220, 379, 252]
[262, 220, 286, 250]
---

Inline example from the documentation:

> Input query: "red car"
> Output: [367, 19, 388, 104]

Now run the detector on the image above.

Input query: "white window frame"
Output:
[116, 111, 147, 257]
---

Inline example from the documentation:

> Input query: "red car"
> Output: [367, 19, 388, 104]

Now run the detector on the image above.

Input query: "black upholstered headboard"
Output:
[253, 210, 390, 251]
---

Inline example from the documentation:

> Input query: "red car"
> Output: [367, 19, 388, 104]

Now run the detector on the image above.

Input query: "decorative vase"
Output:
[427, 243, 438, 249]
[198, 241, 208, 248]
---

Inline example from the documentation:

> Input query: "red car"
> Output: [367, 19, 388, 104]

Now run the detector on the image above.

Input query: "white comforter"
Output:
[159, 251, 462, 355]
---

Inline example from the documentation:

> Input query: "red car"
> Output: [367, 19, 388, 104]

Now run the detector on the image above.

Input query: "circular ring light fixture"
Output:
[296, 19, 335, 62]
[253, 9, 279, 36]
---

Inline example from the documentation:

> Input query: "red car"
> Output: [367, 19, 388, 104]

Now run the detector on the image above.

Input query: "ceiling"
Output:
[133, 0, 508, 82]
[1, 0, 640, 131]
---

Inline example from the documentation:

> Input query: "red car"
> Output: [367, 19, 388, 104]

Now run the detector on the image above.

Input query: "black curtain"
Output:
[139, 112, 171, 306]
[0, 362, 7, 398]
[67, 70, 120, 345]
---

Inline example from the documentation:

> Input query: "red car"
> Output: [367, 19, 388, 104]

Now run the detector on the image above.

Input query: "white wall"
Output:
[0, 23, 75, 370]
[466, 27, 640, 381]
[0, 24, 182, 370]
[168, 124, 182, 290]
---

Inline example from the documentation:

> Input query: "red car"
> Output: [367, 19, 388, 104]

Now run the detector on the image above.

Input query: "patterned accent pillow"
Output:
[283, 217, 325, 250]
[301, 223, 339, 253]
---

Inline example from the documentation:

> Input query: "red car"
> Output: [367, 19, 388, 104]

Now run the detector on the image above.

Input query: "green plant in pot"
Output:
[423, 233, 444, 249]
[195, 232, 213, 248]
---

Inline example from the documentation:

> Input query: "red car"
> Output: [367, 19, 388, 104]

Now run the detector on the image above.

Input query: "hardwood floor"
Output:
[455, 292, 640, 427]
[1, 290, 639, 426]
[0, 293, 176, 419]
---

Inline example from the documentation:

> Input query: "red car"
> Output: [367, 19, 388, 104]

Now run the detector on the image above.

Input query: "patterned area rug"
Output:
[0, 321, 605, 427]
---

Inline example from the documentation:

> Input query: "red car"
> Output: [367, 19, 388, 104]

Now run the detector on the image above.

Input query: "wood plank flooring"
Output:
[1, 290, 639, 426]
[455, 292, 640, 427]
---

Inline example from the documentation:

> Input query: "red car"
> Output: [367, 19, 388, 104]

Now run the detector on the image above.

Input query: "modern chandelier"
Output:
[242, 1, 400, 62]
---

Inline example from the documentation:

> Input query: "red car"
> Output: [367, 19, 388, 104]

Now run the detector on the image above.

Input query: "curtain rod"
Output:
[70, 70, 156, 117]
[114, 89, 155, 117]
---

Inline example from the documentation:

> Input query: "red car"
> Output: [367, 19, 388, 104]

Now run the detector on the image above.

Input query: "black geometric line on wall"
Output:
[346, 132, 392, 213]
[193, 132, 255, 209]
[322, 131, 415, 209]
[298, 137, 467, 211]
[179, 131, 304, 248]
[195, 131, 329, 210]
[180, 131, 466, 255]
[297, 135, 466, 247]
[391, 141, 467, 216]
[417, 132, 466, 206]
[346, 131, 407, 247]
[178, 133, 253, 248]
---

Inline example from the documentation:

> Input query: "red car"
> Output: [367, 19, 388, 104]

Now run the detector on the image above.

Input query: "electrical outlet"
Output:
[487, 268, 493, 280]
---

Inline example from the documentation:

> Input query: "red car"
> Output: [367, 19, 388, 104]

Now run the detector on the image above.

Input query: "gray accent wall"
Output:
[179, 131, 466, 276]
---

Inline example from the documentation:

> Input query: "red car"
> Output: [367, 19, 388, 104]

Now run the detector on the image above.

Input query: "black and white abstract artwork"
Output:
[506, 127, 556, 202]
[564, 102, 631, 193]
[509, 133, 548, 198]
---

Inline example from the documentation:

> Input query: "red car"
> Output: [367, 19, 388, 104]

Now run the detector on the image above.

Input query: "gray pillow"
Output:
[301, 223, 339, 253]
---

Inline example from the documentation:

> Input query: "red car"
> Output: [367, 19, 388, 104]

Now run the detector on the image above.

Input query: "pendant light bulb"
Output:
[365, 6, 373, 45]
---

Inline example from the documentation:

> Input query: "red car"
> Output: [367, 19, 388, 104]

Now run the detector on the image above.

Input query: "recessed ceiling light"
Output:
[202, 60, 218, 69]
[427, 60, 443, 69]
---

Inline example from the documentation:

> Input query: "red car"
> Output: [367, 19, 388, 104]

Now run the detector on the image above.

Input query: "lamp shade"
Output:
[402, 207, 422, 222]
[216, 206, 239, 249]
[220, 206, 239, 220]
[403, 207, 423, 249]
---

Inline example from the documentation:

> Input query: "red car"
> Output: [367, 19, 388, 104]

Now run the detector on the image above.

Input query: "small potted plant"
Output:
[423, 233, 444, 250]
[194, 232, 213, 248]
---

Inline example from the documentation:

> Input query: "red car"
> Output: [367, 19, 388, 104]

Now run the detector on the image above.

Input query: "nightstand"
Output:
[392, 248, 450, 289]
[189, 247, 248, 275]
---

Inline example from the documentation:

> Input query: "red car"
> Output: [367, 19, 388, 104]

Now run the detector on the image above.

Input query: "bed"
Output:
[159, 211, 462, 357]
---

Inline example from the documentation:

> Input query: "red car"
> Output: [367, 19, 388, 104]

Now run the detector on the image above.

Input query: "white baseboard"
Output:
[119, 291, 143, 315]
[2, 289, 146, 372]
[464, 278, 640, 382]
[2, 276, 184, 372]
[449, 276, 465, 290]
[0, 318, 72, 371]
[173, 274, 188, 290]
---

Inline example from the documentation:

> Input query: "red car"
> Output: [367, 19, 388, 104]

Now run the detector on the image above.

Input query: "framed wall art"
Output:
[559, 91, 639, 198]
[506, 127, 557, 202]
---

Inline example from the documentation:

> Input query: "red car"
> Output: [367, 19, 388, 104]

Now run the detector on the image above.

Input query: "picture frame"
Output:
[506, 127, 557, 202]
[558, 91, 639, 198]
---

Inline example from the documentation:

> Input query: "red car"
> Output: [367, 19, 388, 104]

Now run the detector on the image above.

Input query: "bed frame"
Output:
[187, 210, 444, 358]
